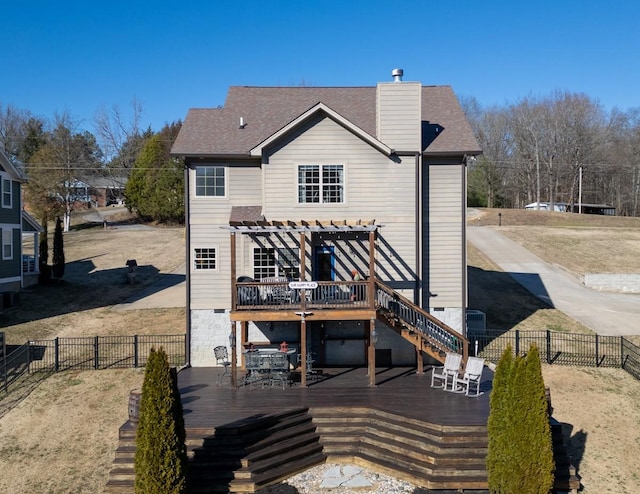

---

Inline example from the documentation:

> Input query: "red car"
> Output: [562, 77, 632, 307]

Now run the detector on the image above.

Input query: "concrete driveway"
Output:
[468, 226, 640, 336]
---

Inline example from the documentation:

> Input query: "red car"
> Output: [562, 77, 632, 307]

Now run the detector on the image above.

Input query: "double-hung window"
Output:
[194, 248, 216, 270]
[253, 247, 300, 280]
[298, 164, 343, 204]
[2, 177, 11, 208]
[2, 229, 13, 260]
[195, 166, 225, 197]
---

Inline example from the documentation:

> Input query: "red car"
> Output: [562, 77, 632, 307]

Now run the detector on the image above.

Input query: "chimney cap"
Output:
[391, 68, 403, 82]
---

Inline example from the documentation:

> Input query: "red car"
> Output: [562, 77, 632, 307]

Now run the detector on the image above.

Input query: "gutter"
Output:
[183, 163, 191, 367]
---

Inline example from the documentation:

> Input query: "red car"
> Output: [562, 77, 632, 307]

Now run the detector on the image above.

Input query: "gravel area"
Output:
[257, 463, 424, 494]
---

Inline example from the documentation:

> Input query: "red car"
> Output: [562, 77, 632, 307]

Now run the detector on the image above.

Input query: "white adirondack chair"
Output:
[430, 352, 462, 390]
[452, 356, 485, 397]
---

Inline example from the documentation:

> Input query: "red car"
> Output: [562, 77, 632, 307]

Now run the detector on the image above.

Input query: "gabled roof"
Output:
[0, 148, 27, 181]
[171, 85, 481, 158]
[22, 211, 44, 233]
[249, 102, 393, 157]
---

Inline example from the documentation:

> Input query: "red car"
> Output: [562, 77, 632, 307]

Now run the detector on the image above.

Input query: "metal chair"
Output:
[298, 352, 318, 382]
[452, 356, 485, 397]
[214, 346, 231, 385]
[430, 352, 462, 390]
[242, 352, 264, 387]
[269, 352, 291, 389]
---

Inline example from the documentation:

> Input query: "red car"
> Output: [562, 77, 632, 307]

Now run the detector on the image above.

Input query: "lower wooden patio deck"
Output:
[178, 365, 493, 431]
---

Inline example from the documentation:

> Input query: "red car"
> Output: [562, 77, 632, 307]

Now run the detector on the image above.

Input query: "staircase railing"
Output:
[375, 280, 468, 361]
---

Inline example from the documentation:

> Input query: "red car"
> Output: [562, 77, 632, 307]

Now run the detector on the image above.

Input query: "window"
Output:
[298, 164, 343, 203]
[2, 229, 13, 260]
[253, 247, 299, 280]
[2, 177, 11, 208]
[195, 166, 225, 197]
[253, 248, 276, 280]
[194, 248, 216, 270]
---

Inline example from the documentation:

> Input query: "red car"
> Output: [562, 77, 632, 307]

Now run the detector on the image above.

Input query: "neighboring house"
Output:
[0, 148, 43, 308]
[525, 202, 568, 212]
[171, 69, 482, 374]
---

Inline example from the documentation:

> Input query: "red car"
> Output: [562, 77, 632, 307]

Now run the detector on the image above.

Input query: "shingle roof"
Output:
[171, 85, 481, 157]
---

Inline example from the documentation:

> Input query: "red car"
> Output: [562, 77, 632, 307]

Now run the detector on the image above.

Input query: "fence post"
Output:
[94, 336, 99, 370]
[515, 330, 520, 356]
[134, 335, 139, 368]
[54, 337, 60, 372]
[546, 330, 551, 364]
[595, 334, 600, 367]
[621, 337, 625, 369]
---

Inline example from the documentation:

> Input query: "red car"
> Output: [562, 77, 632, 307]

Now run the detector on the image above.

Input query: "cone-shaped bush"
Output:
[134, 347, 187, 493]
[487, 344, 555, 494]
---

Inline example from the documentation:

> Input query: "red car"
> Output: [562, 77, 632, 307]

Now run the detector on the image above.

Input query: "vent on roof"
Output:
[239, 117, 246, 129]
[391, 68, 403, 82]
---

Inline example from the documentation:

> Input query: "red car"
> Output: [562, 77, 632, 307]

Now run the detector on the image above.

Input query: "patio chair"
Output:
[430, 352, 462, 390]
[242, 352, 264, 387]
[268, 352, 291, 389]
[452, 356, 485, 397]
[214, 346, 232, 386]
[298, 352, 318, 382]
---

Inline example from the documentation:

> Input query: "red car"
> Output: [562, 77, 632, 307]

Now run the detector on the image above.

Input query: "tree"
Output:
[125, 122, 184, 224]
[52, 216, 65, 282]
[134, 347, 187, 494]
[487, 345, 554, 494]
[24, 113, 103, 231]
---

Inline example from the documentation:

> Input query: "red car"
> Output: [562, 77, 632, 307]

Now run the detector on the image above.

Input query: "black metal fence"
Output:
[471, 329, 640, 380]
[2, 334, 186, 394]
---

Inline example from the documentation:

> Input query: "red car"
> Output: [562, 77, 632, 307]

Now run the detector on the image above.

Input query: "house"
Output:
[525, 201, 568, 212]
[171, 69, 482, 380]
[0, 148, 43, 308]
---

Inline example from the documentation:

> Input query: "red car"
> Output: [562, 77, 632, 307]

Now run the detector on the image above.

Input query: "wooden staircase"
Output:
[104, 407, 325, 494]
[375, 280, 469, 365]
[311, 406, 489, 491]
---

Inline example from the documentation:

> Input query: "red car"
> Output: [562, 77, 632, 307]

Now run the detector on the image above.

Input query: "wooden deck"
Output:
[178, 365, 492, 431]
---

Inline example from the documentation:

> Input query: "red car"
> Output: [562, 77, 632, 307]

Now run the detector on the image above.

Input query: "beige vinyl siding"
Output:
[426, 164, 464, 309]
[263, 116, 417, 279]
[190, 162, 262, 309]
[376, 82, 421, 152]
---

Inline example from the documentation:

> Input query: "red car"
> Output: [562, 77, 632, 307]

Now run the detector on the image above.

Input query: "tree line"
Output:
[0, 101, 185, 230]
[463, 92, 640, 216]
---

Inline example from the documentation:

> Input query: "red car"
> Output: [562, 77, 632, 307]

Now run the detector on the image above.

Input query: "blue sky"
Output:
[2, 1, 639, 133]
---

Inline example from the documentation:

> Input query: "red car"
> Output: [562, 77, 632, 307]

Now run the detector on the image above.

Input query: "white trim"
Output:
[296, 163, 345, 205]
[0, 276, 21, 283]
[1, 175, 12, 209]
[192, 246, 218, 271]
[2, 228, 14, 260]
[192, 164, 228, 199]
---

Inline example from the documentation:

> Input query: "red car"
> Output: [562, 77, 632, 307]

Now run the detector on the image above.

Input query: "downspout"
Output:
[183, 163, 191, 367]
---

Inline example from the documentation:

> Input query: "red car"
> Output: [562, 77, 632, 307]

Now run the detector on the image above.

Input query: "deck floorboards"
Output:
[178, 366, 492, 431]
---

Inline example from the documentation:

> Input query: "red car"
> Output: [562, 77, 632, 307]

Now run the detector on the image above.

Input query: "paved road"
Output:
[468, 226, 640, 336]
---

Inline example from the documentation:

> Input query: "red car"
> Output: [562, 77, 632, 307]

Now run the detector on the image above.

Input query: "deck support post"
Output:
[300, 316, 308, 387]
[416, 341, 424, 374]
[230, 323, 237, 388]
[241, 321, 248, 369]
[368, 319, 376, 387]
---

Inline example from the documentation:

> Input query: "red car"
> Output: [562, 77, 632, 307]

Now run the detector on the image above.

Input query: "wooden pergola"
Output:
[225, 219, 381, 388]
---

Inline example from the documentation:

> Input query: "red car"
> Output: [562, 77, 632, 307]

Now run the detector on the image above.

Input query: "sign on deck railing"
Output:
[288, 281, 318, 290]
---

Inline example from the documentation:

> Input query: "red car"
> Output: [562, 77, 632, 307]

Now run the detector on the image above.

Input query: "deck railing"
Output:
[375, 280, 468, 358]
[235, 279, 371, 311]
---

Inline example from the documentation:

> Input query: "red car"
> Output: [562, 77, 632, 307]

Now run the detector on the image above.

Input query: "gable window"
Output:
[194, 248, 216, 270]
[298, 164, 343, 203]
[2, 177, 11, 208]
[195, 166, 225, 197]
[2, 229, 13, 260]
[253, 247, 300, 280]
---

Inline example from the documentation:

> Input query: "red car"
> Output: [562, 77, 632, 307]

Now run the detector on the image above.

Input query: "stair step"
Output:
[236, 440, 324, 476]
